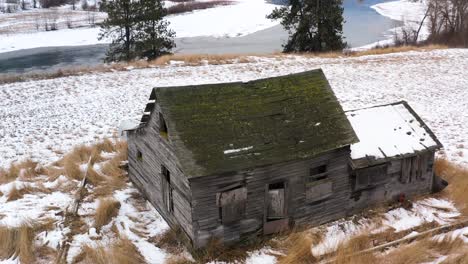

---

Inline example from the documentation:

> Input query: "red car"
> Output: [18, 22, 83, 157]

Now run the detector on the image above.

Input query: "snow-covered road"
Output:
[1, 49, 467, 168]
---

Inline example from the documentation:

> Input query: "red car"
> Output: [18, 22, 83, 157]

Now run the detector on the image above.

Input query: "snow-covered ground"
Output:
[1, 49, 468, 263]
[1, 49, 467, 168]
[0, 0, 279, 53]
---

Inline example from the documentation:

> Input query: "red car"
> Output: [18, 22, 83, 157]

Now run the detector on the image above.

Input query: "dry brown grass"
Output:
[165, 255, 194, 264]
[0, 44, 449, 85]
[435, 158, 468, 214]
[379, 237, 466, 264]
[151, 227, 186, 255]
[6, 184, 35, 202]
[276, 231, 322, 264]
[0, 159, 43, 184]
[73, 237, 145, 264]
[348, 44, 447, 57]
[332, 233, 377, 264]
[94, 198, 121, 231]
[0, 221, 36, 263]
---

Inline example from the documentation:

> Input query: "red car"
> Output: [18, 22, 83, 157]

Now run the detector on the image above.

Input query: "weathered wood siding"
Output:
[128, 104, 194, 242]
[349, 151, 436, 213]
[189, 147, 352, 247]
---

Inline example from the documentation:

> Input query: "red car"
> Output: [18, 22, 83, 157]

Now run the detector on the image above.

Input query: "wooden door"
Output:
[264, 182, 289, 234]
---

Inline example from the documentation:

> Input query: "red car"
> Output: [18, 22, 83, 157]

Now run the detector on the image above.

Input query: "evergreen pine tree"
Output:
[135, 0, 175, 60]
[99, 0, 174, 62]
[268, 0, 347, 52]
[99, 0, 139, 61]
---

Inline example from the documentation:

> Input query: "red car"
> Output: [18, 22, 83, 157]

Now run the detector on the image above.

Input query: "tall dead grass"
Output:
[0, 159, 43, 184]
[94, 198, 121, 231]
[435, 158, 468, 214]
[333, 234, 377, 264]
[276, 231, 322, 264]
[6, 184, 34, 202]
[0, 219, 53, 263]
[73, 237, 145, 264]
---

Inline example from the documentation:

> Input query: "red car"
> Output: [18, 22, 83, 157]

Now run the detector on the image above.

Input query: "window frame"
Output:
[161, 165, 174, 213]
[308, 164, 328, 183]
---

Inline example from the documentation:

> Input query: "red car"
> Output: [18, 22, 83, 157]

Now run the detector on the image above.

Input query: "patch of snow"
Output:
[246, 248, 279, 264]
[347, 102, 439, 160]
[0, 184, 73, 226]
[224, 146, 254, 154]
[383, 198, 459, 232]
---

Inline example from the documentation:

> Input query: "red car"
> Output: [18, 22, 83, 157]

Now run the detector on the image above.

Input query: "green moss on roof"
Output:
[154, 69, 358, 178]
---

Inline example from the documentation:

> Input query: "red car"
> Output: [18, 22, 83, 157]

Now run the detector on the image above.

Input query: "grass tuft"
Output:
[0, 221, 36, 263]
[94, 198, 121, 231]
[277, 231, 321, 264]
[74, 237, 145, 264]
[7, 184, 34, 202]
[435, 158, 468, 214]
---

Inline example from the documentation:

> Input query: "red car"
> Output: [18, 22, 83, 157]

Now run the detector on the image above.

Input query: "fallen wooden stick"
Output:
[320, 218, 468, 264]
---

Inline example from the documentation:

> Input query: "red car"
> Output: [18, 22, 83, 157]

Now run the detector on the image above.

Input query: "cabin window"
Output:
[159, 113, 168, 139]
[216, 186, 247, 224]
[137, 150, 143, 161]
[355, 164, 388, 190]
[161, 165, 174, 213]
[308, 164, 328, 182]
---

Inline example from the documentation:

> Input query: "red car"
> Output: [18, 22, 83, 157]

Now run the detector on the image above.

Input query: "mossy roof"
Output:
[152, 69, 359, 178]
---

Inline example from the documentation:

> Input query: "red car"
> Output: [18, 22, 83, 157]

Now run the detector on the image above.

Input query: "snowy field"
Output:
[0, 0, 280, 53]
[1, 48, 467, 168]
[1, 49, 468, 263]
[0, 0, 427, 53]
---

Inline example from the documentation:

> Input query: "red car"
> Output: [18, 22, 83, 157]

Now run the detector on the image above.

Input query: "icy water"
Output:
[0, 0, 401, 74]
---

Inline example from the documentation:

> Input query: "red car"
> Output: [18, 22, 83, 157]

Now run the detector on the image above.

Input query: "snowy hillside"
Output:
[1, 49, 468, 263]
[1, 49, 467, 168]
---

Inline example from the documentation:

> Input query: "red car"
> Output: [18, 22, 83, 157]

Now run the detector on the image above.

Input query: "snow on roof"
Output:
[346, 101, 441, 163]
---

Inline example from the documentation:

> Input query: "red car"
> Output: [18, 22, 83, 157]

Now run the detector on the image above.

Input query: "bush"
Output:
[39, 0, 66, 8]
[167, 1, 232, 15]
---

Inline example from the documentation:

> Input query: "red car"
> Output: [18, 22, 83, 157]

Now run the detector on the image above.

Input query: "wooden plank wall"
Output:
[128, 104, 194, 242]
[349, 151, 435, 213]
[189, 147, 352, 247]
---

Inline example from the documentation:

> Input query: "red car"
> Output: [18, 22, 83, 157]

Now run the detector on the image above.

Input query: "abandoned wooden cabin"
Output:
[126, 69, 443, 248]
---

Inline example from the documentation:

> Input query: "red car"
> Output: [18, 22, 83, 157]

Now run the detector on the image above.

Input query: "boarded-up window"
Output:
[306, 164, 332, 203]
[267, 182, 286, 221]
[401, 154, 428, 183]
[217, 187, 247, 224]
[161, 165, 174, 213]
[355, 164, 388, 190]
[306, 180, 333, 203]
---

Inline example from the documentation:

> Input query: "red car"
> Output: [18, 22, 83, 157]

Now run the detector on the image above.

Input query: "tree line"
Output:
[100, 0, 347, 62]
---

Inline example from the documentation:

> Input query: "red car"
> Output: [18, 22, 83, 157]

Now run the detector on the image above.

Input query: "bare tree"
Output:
[427, 0, 468, 46]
